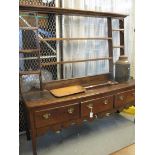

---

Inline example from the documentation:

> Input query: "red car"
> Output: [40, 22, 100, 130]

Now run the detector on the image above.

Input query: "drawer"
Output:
[81, 95, 113, 117]
[34, 103, 80, 128]
[115, 89, 135, 107]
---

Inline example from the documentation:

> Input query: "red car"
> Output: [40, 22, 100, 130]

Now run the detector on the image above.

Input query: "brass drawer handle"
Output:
[68, 107, 75, 114]
[87, 103, 93, 118]
[104, 100, 108, 105]
[42, 113, 51, 120]
[87, 103, 93, 109]
[119, 96, 124, 101]
[105, 113, 110, 117]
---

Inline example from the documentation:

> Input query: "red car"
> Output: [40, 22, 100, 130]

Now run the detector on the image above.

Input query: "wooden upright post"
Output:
[119, 19, 125, 55]
[107, 17, 113, 79]
[35, 13, 43, 90]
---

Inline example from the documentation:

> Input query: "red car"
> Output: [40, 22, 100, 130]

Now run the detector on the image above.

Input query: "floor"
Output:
[111, 144, 135, 155]
[19, 113, 135, 155]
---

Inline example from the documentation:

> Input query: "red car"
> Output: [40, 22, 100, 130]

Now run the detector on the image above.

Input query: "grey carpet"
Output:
[19, 113, 135, 155]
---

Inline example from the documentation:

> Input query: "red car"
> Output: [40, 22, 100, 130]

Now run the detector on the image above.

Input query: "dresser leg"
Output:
[32, 134, 37, 155]
[26, 129, 31, 141]
[29, 112, 37, 155]
[23, 104, 31, 140]
[116, 110, 120, 113]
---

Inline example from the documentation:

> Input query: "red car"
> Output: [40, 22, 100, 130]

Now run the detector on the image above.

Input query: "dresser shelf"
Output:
[19, 3, 133, 155]
[19, 4, 128, 18]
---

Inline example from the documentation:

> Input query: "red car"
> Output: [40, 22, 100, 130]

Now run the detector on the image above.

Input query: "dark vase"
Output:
[115, 55, 130, 82]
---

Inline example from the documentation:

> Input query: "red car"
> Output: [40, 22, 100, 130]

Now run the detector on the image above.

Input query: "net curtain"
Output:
[58, 0, 135, 79]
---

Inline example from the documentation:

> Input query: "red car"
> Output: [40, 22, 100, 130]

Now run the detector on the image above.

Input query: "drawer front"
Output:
[34, 103, 80, 128]
[115, 89, 135, 107]
[81, 95, 113, 117]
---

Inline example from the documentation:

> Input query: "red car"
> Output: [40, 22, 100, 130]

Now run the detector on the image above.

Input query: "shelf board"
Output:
[19, 27, 38, 30]
[19, 49, 39, 53]
[40, 37, 112, 41]
[19, 70, 41, 76]
[41, 57, 112, 66]
[19, 55, 56, 60]
[19, 4, 128, 18]
[113, 45, 124, 49]
[112, 29, 124, 31]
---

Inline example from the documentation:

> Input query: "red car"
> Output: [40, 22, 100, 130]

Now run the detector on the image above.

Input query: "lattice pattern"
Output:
[38, 13, 57, 79]
[19, 13, 40, 72]
[19, 0, 55, 7]
[21, 30, 38, 49]
[19, 11, 57, 76]
[19, 1, 56, 132]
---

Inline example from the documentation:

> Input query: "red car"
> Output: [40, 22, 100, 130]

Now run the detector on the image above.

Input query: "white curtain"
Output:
[59, 0, 135, 79]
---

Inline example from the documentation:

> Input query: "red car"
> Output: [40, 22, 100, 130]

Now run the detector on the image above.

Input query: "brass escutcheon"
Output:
[68, 107, 75, 114]
[87, 103, 93, 109]
[104, 99, 108, 105]
[42, 113, 51, 120]
[119, 96, 124, 101]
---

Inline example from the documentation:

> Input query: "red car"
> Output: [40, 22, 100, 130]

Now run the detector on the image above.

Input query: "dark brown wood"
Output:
[81, 95, 113, 117]
[23, 105, 31, 140]
[107, 17, 113, 79]
[40, 37, 112, 41]
[41, 57, 112, 66]
[23, 79, 135, 109]
[34, 103, 80, 128]
[19, 4, 128, 18]
[29, 111, 37, 155]
[114, 89, 135, 108]
[58, 3, 64, 80]
[22, 79, 135, 155]
[36, 124, 62, 136]
[119, 19, 125, 55]
[36, 109, 116, 136]
[43, 74, 110, 90]
[19, 5, 132, 155]
[85, 81, 118, 90]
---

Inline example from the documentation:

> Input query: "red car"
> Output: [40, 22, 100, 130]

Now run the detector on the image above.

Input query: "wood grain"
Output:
[40, 37, 112, 41]
[50, 85, 86, 97]
[81, 95, 113, 117]
[34, 103, 80, 128]
[19, 4, 128, 18]
[22, 80, 135, 109]
[114, 89, 135, 108]
[43, 74, 110, 90]
[19, 4, 131, 155]
[41, 57, 112, 66]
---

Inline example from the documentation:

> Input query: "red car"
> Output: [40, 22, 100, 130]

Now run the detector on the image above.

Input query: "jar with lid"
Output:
[115, 55, 130, 82]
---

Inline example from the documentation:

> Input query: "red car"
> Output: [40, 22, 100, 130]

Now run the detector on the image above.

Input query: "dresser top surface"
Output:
[22, 79, 135, 109]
